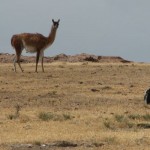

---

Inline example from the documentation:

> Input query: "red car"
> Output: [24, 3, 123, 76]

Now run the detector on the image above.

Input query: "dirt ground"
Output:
[0, 62, 150, 150]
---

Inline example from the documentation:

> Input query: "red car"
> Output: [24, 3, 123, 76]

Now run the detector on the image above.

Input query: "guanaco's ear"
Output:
[52, 19, 55, 23]
[58, 19, 60, 23]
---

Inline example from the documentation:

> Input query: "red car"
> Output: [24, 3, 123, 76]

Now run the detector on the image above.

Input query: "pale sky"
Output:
[1, 0, 150, 62]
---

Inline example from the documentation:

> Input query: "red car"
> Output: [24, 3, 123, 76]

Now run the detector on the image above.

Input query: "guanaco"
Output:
[11, 19, 60, 72]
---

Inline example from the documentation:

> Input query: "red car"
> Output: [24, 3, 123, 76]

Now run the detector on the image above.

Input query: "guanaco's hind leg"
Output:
[13, 45, 24, 72]
[13, 56, 17, 72]
[17, 58, 24, 72]
[13, 51, 24, 72]
[11, 36, 24, 72]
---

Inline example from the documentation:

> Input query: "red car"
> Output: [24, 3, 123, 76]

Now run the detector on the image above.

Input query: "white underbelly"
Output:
[25, 46, 37, 53]
[22, 40, 37, 53]
[22, 40, 52, 53]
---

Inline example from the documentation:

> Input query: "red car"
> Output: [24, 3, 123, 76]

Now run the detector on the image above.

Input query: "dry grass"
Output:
[0, 62, 150, 149]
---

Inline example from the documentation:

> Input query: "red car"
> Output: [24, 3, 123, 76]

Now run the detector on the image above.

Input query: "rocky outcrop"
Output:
[0, 53, 132, 63]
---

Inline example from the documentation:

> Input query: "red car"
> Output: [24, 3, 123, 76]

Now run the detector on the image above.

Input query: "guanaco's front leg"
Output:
[35, 51, 40, 73]
[41, 57, 44, 72]
[40, 51, 44, 72]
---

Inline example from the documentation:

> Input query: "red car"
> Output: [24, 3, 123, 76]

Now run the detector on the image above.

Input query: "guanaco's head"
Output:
[52, 19, 60, 29]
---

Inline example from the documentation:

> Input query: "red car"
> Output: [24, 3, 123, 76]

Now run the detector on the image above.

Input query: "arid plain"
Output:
[0, 60, 150, 150]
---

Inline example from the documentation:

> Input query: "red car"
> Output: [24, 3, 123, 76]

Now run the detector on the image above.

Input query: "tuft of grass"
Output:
[115, 115, 125, 123]
[103, 120, 114, 130]
[142, 114, 150, 121]
[128, 114, 141, 120]
[63, 114, 73, 120]
[104, 115, 135, 130]
[126, 122, 134, 128]
[128, 114, 150, 121]
[137, 123, 150, 129]
[38, 112, 73, 121]
[38, 112, 54, 121]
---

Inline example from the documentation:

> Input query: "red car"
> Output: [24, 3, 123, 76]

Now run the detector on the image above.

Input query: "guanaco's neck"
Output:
[47, 25, 58, 45]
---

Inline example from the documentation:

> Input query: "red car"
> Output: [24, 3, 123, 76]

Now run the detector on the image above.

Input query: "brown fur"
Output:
[11, 19, 60, 72]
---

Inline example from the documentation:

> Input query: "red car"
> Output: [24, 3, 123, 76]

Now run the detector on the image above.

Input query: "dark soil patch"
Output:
[11, 141, 104, 150]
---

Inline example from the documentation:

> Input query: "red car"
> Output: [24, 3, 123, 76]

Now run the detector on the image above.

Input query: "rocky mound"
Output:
[0, 53, 131, 63]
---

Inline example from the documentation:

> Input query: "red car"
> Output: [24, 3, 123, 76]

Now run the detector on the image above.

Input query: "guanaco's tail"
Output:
[11, 35, 16, 47]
